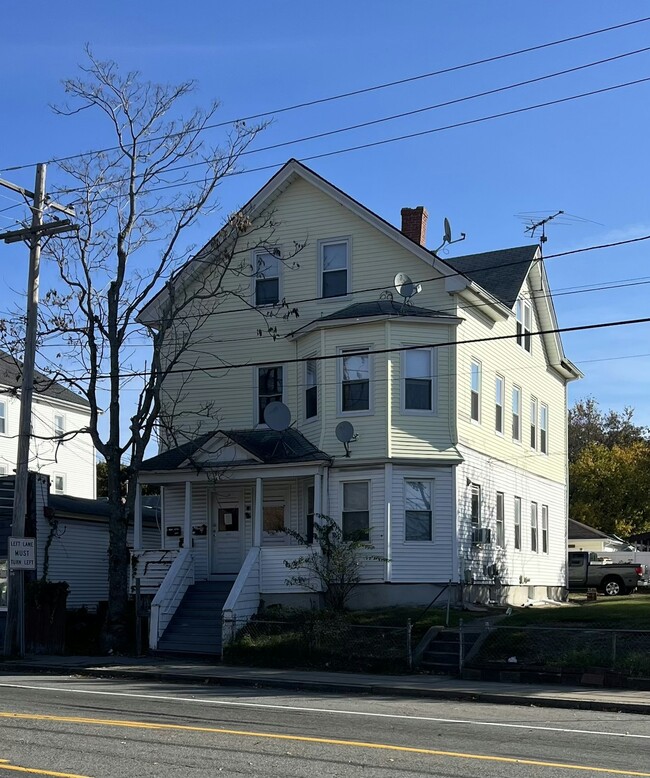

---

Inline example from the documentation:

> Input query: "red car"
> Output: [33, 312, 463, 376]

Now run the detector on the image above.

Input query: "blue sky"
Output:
[1, 1, 650, 426]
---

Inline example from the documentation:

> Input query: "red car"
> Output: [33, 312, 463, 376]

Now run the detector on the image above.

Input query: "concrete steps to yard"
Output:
[156, 580, 233, 657]
[420, 629, 481, 676]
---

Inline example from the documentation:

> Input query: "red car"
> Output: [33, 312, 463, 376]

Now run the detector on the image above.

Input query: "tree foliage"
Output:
[568, 397, 649, 463]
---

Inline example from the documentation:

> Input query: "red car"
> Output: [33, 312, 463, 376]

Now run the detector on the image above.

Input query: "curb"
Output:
[2, 663, 650, 715]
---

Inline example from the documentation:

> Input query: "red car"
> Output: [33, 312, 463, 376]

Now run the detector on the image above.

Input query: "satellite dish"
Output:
[443, 217, 452, 244]
[394, 272, 422, 303]
[335, 421, 355, 443]
[264, 401, 291, 431]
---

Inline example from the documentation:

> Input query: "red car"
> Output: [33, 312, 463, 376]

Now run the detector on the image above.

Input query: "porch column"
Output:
[133, 483, 143, 550]
[254, 477, 263, 547]
[314, 470, 322, 524]
[321, 466, 330, 518]
[184, 481, 192, 548]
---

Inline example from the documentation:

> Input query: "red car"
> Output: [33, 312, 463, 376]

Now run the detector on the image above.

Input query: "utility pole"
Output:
[0, 164, 77, 657]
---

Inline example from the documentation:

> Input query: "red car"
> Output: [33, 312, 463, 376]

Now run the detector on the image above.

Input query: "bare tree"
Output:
[0, 51, 300, 650]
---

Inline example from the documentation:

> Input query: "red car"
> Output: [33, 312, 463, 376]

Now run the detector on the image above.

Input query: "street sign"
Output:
[8, 537, 36, 570]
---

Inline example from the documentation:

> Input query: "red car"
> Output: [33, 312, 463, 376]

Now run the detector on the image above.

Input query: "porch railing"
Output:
[130, 549, 179, 595]
[149, 548, 194, 649]
[222, 546, 261, 648]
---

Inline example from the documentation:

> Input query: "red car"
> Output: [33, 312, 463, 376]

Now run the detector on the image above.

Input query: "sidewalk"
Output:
[1, 655, 649, 715]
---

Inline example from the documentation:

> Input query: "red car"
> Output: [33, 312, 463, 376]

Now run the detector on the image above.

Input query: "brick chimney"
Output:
[400, 206, 428, 246]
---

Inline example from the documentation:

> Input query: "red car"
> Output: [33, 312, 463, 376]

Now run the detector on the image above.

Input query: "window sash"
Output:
[516, 299, 532, 352]
[305, 361, 318, 419]
[341, 352, 370, 412]
[54, 414, 65, 438]
[470, 360, 481, 422]
[54, 475, 65, 494]
[540, 404, 548, 453]
[531, 502, 538, 552]
[342, 481, 369, 541]
[254, 251, 280, 306]
[321, 241, 348, 298]
[405, 480, 432, 541]
[512, 387, 521, 441]
[258, 366, 283, 423]
[496, 492, 505, 546]
[495, 376, 504, 433]
[530, 398, 537, 449]
[470, 484, 481, 527]
[0, 402, 6, 435]
[404, 350, 433, 411]
[542, 505, 549, 553]
[514, 496, 521, 550]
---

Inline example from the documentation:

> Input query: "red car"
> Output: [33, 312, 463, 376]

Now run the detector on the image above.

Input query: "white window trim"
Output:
[542, 504, 549, 554]
[514, 495, 522, 551]
[53, 473, 66, 494]
[253, 364, 286, 426]
[340, 479, 371, 541]
[531, 501, 539, 553]
[540, 403, 549, 455]
[495, 374, 505, 436]
[0, 465, 7, 476]
[251, 247, 282, 308]
[470, 483, 481, 528]
[54, 412, 66, 439]
[512, 385, 522, 443]
[337, 346, 374, 417]
[516, 298, 533, 354]
[304, 355, 319, 423]
[318, 236, 351, 300]
[401, 347, 438, 416]
[0, 400, 7, 436]
[496, 491, 505, 547]
[530, 397, 538, 451]
[403, 478, 435, 543]
[470, 358, 481, 424]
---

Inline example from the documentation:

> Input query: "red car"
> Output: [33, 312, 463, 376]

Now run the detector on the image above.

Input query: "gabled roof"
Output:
[140, 428, 330, 471]
[568, 518, 614, 541]
[445, 245, 539, 309]
[0, 351, 89, 408]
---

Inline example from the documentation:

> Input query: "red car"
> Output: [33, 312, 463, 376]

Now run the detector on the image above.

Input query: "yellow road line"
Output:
[1, 711, 649, 777]
[0, 761, 92, 778]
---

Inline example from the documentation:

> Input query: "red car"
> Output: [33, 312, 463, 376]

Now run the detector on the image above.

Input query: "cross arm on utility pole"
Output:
[0, 177, 76, 218]
[0, 219, 79, 244]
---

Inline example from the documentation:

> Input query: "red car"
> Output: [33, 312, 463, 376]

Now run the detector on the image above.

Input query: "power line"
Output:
[39, 45, 650, 196]
[51, 74, 650, 205]
[3, 15, 649, 175]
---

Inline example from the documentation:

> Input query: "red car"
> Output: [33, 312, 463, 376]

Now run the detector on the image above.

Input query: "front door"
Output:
[210, 496, 242, 577]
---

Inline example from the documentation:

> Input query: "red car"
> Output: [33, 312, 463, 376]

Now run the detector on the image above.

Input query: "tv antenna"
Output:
[335, 421, 357, 457]
[524, 210, 564, 244]
[434, 216, 466, 254]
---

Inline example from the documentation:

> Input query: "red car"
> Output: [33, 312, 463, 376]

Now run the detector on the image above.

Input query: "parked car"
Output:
[568, 551, 642, 596]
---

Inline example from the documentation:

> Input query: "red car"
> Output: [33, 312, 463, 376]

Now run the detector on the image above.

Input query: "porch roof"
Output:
[140, 428, 332, 472]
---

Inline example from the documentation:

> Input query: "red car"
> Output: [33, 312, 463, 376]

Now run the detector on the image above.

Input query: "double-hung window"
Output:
[321, 239, 349, 298]
[470, 484, 481, 527]
[257, 365, 283, 424]
[512, 386, 521, 442]
[342, 481, 369, 541]
[305, 360, 318, 420]
[341, 349, 370, 413]
[495, 375, 504, 434]
[496, 491, 505, 547]
[542, 504, 549, 553]
[514, 496, 522, 550]
[54, 413, 65, 439]
[540, 403, 549, 454]
[531, 501, 539, 552]
[405, 480, 433, 541]
[530, 397, 538, 450]
[253, 250, 280, 306]
[470, 359, 481, 422]
[516, 299, 533, 353]
[54, 474, 65, 494]
[0, 401, 6, 435]
[403, 349, 435, 412]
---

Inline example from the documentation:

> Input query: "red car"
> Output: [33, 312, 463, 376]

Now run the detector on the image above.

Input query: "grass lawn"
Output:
[503, 594, 650, 629]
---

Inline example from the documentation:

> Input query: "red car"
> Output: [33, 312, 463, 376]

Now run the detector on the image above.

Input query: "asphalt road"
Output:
[0, 674, 648, 777]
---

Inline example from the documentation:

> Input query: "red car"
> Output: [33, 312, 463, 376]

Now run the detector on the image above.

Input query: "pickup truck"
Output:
[568, 551, 642, 596]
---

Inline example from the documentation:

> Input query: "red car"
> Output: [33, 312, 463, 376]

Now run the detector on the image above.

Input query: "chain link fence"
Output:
[465, 625, 650, 678]
[223, 616, 412, 673]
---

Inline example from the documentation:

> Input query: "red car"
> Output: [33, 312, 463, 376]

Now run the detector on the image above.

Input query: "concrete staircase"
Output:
[419, 628, 481, 675]
[156, 581, 232, 656]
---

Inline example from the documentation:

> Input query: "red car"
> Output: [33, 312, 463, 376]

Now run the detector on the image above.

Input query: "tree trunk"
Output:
[103, 455, 131, 653]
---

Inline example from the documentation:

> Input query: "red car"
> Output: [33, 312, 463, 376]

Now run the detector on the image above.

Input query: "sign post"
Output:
[8, 537, 36, 657]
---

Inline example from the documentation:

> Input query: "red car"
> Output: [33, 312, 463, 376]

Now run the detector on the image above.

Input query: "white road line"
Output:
[0, 680, 646, 740]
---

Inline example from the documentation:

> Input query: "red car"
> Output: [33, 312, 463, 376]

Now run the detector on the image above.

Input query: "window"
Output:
[516, 298, 532, 352]
[405, 480, 433, 541]
[0, 466, 5, 476]
[305, 360, 318, 420]
[0, 401, 6, 435]
[263, 504, 285, 534]
[531, 502, 538, 552]
[54, 474, 65, 494]
[470, 484, 481, 527]
[342, 481, 369, 541]
[253, 250, 280, 306]
[321, 239, 349, 298]
[403, 349, 435, 412]
[542, 505, 549, 554]
[257, 366, 283, 424]
[54, 413, 65, 439]
[0, 559, 7, 608]
[530, 397, 538, 450]
[306, 484, 315, 545]
[496, 492, 505, 546]
[341, 350, 370, 413]
[514, 496, 521, 550]
[495, 375, 504, 434]
[540, 403, 549, 454]
[512, 385, 521, 442]
[470, 360, 481, 422]
[218, 508, 239, 532]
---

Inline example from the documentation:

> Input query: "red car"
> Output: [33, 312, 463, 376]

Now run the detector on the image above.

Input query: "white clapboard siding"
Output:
[260, 546, 320, 594]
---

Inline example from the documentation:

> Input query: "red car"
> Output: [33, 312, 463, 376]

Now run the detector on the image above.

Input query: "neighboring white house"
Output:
[0, 352, 96, 499]
[134, 159, 581, 642]
[568, 518, 633, 554]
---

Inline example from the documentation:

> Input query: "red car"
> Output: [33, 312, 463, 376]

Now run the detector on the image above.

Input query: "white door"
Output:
[210, 496, 243, 577]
